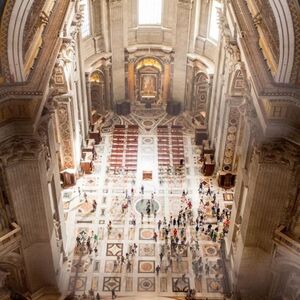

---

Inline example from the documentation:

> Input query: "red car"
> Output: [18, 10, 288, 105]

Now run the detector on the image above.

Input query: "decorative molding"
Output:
[55, 98, 75, 169]
[288, 0, 300, 84]
[222, 106, 241, 172]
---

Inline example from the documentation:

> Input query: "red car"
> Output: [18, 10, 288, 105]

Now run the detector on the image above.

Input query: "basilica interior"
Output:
[0, 0, 299, 299]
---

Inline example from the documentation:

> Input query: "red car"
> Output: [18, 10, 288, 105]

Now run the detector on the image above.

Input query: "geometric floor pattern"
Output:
[60, 110, 233, 299]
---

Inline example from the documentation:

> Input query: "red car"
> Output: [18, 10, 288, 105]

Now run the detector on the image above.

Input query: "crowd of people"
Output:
[67, 176, 231, 300]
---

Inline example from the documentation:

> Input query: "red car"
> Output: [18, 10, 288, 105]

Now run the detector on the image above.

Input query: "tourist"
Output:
[158, 219, 162, 230]
[111, 289, 116, 299]
[153, 231, 158, 242]
[156, 264, 160, 276]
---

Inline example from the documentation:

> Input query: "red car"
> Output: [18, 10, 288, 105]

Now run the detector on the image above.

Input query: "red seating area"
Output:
[157, 125, 184, 168]
[109, 125, 138, 172]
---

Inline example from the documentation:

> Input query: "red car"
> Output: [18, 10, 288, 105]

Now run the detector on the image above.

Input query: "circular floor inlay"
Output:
[143, 120, 154, 127]
[135, 199, 160, 214]
[142, 137, 154, 144]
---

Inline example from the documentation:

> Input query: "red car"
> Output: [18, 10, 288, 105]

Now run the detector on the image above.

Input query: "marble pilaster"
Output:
[109, 0, 126, 102]
[54, 97, 76, 170]
[230, 140, 300, 298]
[0, 137, 60, 293]
[172, 0, 193, 105]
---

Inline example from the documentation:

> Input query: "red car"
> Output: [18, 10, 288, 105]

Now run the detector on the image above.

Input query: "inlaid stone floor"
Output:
[60, 111, 233, 299]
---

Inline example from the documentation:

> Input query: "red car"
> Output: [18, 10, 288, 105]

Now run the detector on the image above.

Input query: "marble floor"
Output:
[60, 109, 233, 299]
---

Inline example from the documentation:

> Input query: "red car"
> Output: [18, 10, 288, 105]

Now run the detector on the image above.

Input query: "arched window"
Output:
[81, 0, 91, 38]
[138, 0, 162, 25]
[208, 0, 222, 41]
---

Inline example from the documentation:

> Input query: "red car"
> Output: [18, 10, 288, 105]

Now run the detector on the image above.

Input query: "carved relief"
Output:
[50, 65, 68, 94]
[55, 99, 74, 169]
[230, 68, 245, 96]
[222, 106, 241, 172]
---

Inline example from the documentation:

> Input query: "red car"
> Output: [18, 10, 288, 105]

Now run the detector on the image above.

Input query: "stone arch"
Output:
[269, 0, 295, 83]
[7, 0, 36, 82]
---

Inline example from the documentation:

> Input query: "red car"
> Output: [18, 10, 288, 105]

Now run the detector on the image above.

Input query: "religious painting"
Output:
[140, 74, 157, 97]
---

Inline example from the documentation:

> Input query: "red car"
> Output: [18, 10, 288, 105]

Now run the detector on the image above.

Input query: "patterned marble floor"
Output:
[60, 111, 233, 299]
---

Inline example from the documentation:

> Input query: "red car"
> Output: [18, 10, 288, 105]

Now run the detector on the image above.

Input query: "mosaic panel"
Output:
[172, 277, 190, 292]
[202, 244, 220, 257]
[68, 276, 87, 292]
[138, 260, 155, 273]
[206, 278, 224, 293]
[139, 228, 155, 240]
[139, 243, 155, 256]
[106, 243, 123, 256]
[138, 277, 155, 292]
[103, 277, 121, 292]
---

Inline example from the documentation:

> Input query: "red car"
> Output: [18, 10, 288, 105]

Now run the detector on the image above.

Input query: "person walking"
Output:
[156, 264, 161, 276]
[111, 289, 116, 299]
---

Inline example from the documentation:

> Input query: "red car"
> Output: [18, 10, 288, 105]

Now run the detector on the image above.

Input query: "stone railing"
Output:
[273, 225, 300, 256]
[0, 222, 21, 248]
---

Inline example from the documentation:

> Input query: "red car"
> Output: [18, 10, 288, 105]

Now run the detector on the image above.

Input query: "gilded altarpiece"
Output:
[135, 58, 163, 104]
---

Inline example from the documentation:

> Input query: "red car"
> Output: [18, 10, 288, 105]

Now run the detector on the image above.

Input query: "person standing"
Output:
[156, 264, 161, 276]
